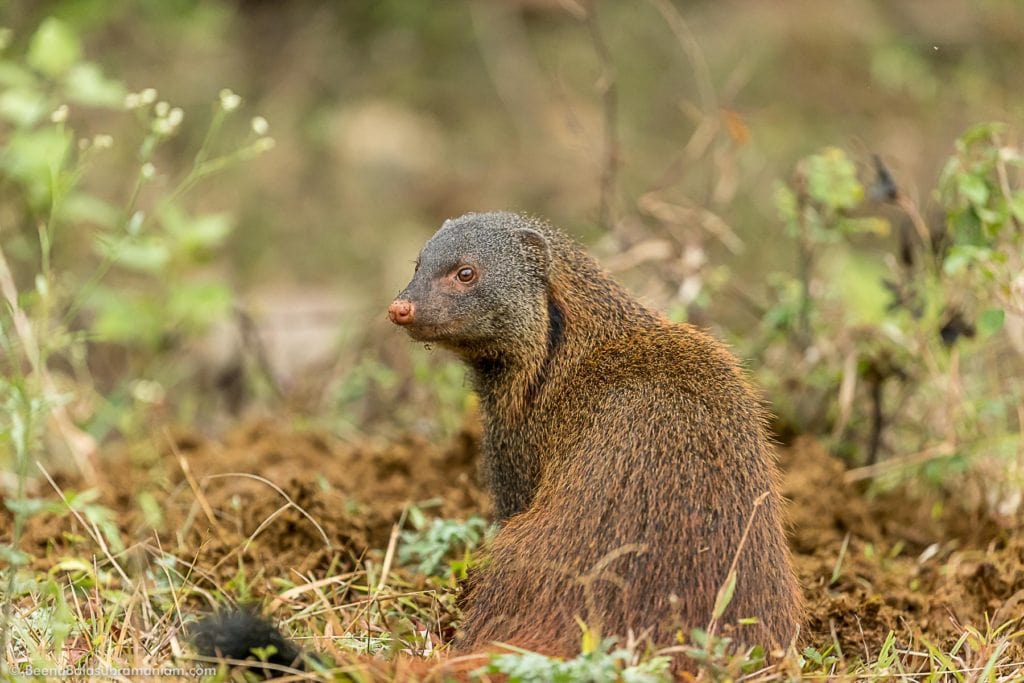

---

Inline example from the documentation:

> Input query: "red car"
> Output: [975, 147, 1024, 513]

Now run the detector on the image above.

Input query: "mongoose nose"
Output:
[388, 299, 415, 325]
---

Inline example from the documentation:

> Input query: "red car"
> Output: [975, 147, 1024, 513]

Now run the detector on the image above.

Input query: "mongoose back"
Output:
[387, 212, 802, 668]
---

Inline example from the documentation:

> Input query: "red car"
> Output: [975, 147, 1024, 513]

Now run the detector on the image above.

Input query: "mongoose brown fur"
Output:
[388, 211, 803, 669]
[194, 211, 802, 677]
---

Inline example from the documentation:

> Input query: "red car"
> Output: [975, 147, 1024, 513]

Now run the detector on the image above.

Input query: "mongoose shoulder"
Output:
[388, 212, 803, 668]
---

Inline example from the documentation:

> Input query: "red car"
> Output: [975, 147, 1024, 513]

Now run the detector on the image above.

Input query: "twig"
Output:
[235, 306, 285, 400]
[866, 372, 886, 466]
[992, 131, 1022, 233]
[831, 350, 859, 442]
[646, 0, 717, 115]
[375, 521, 402, 594]
[583, 0, 619, 232]
[705, 491, 769, 639]
[269, 572, 361, 612]
[896, 195, 933, 257]
[844, 442, 955, 483]
[165, 427, 230, 543]
[579, 543, 649, 635]
[795, 187, 814, 349]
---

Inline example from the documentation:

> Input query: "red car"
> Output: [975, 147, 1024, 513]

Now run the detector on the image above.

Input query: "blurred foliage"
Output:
[0, 13, 275, 451]
[0, 1, 1022, 494]
[0, 16, 272, 659]
[744, 126, 1023, 501]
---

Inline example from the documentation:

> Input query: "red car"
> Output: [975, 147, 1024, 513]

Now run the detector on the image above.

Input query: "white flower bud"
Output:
[92, 134, 113, 149]
[127, 210, 145, 235]
[167, 107, 184, 128]
[250, 116, 269, 136]
[219, 88, 241, 112]
[155, 101, 170, 117]
[50, 105, 68, 123]
[124, 93, 142, 110]
[140, 88, 157, 104]
[130, 379, 165, 405]
[141, 163, 156, 180]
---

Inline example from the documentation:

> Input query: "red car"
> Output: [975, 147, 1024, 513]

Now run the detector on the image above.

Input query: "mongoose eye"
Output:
[455, 266, 477, 284]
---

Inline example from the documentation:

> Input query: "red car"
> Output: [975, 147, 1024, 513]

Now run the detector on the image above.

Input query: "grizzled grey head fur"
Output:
[389, 212, 552, 359]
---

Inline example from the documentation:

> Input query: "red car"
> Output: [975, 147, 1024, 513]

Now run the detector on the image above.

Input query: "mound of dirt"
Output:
[783, 437, 1024, 659]
[4, 423, 1023, 663]
[152, 419, 487, 584]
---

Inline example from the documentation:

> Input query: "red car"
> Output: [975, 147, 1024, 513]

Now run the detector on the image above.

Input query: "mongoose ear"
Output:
[514, 228, 551, 273]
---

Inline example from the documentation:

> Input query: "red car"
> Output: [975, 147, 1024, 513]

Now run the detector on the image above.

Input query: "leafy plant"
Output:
[745, 126, 1023, 490]
[398, 506, 493, 578]
[475, 636, 671, 683]
[0, 16, 272, 675]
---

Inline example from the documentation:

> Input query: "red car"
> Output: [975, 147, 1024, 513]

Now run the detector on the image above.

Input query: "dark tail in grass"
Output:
[191, 609, 488, 681]
[191, 609, 311, 678]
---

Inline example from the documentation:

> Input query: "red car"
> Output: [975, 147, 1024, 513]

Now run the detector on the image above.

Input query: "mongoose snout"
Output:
[388, 299, 415, 325]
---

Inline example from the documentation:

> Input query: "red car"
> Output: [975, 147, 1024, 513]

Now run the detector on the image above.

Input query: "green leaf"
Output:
[50, 558, 95, 575]
[711, 570, 737, 619]
[942, 245, 991, 275]
[5, 497, 66, 516]
[839, 216, 890, 237]
[0, 127, 72, 208]
[804, 147, 864, 211]
[959, 121, 1005, 148]
[95, 235, 170, 273]
[977, 308, 1005, 336]
[89, 290, 164, 345]
[0, 60, 39, 89]
[172, 212, 235, 257]
[0, 87, 48, 126]
[63, 62, 126, 107]
[976, 204, 1007, 234]
[957, 173, 989, 207]
[949, 209, 985, 246]
[27, 18, 82, 77]
[58, 193, 120, 228]
[825, 251, 891, 324]
[0, 545, 32, 567]
[137, 491, 164, 529]
[168, 281, 233, 330]
[773, 183, 798, 223]
[1009, 192, 1024, 223]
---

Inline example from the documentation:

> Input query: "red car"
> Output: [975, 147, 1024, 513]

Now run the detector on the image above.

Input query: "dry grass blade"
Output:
[705, 491, 769, 640]
[36, 462, 132, 587]
[203, 472, 332, 549]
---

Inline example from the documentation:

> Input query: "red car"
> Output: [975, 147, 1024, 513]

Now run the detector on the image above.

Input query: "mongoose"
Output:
[195, 211, 801, 675]
[388, 212, 802, 665]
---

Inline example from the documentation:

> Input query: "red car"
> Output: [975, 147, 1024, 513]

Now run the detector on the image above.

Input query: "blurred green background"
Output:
[8, 1, 1023, 287]
[1, 0, 1022, 472]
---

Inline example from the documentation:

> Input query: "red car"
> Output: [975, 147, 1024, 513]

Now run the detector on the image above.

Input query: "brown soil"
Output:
[782, 438, 1024, 660]
[4, 421, 1023, 664]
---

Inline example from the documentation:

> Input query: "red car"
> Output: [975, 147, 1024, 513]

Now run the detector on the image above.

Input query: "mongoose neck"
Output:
[469, 236, 653, 417]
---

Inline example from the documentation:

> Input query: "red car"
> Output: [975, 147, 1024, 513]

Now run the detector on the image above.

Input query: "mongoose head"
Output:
[388, 212, 552, 359]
